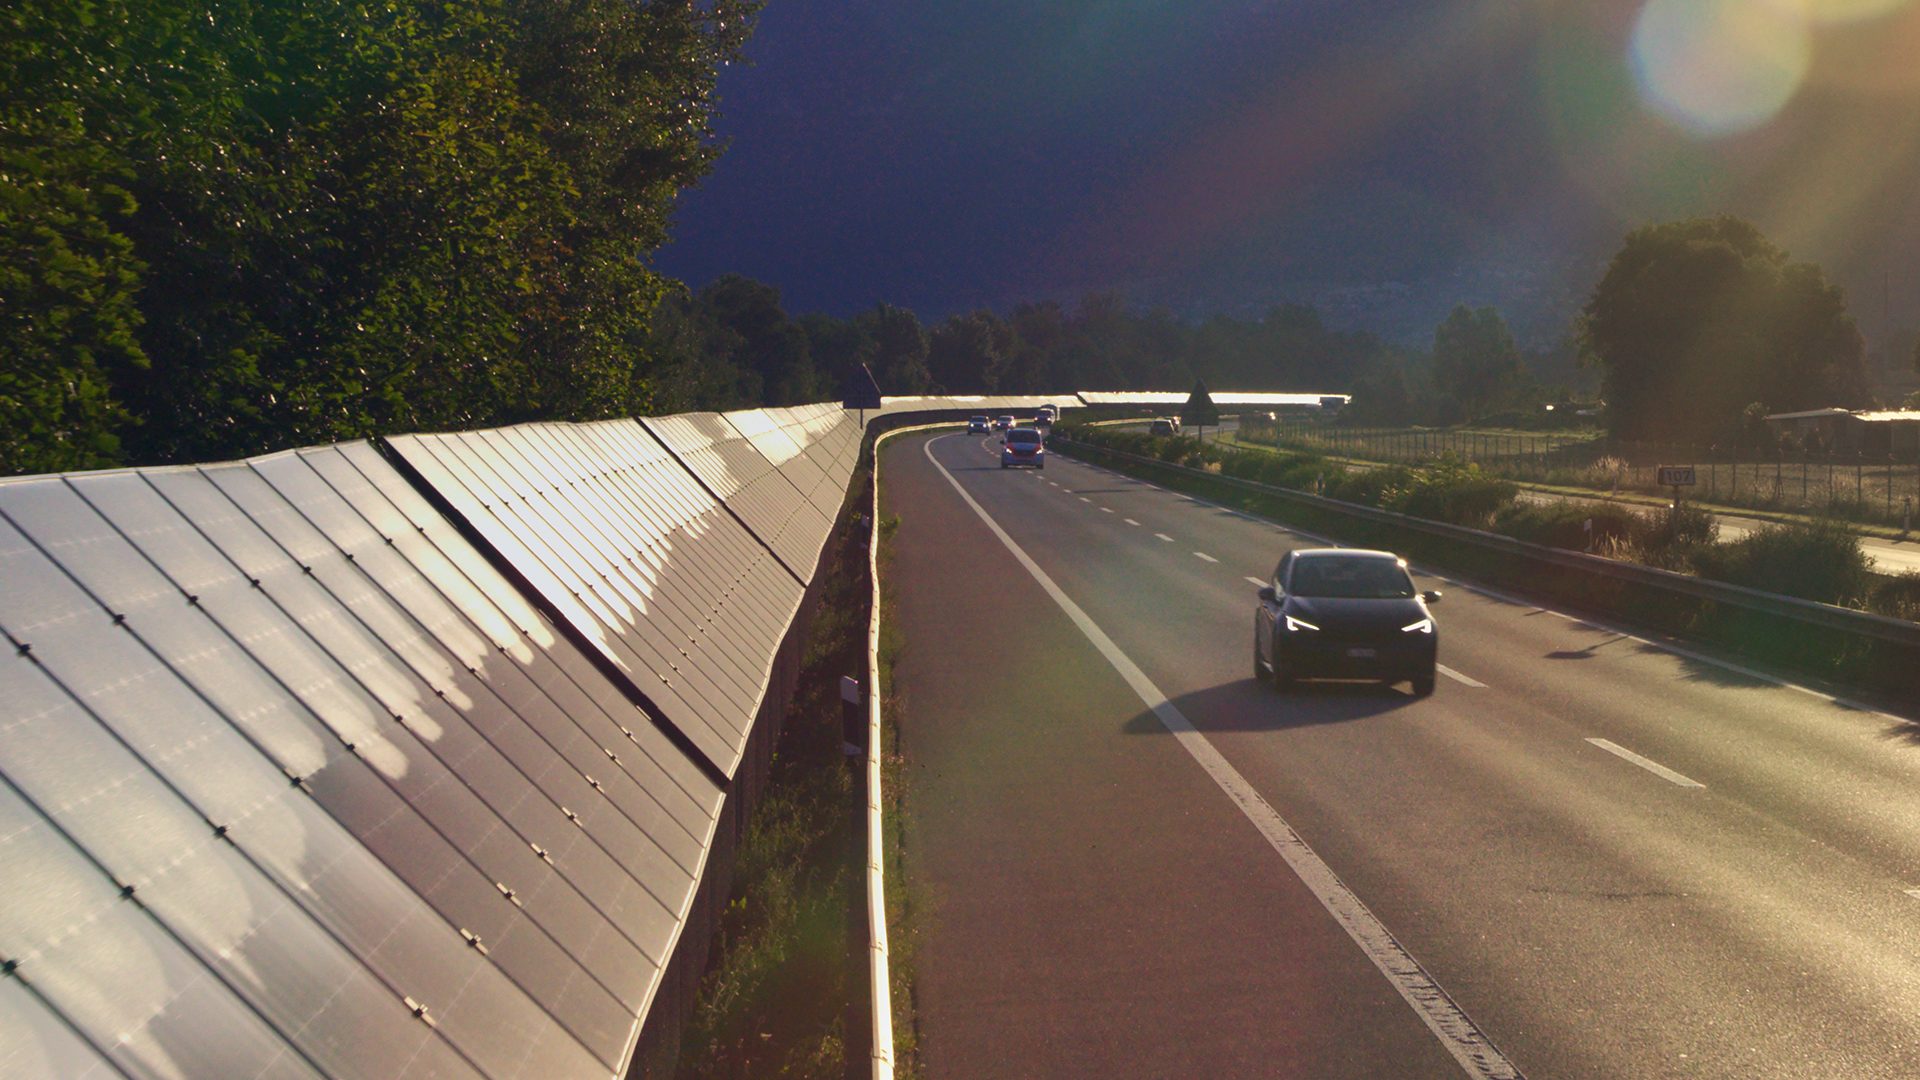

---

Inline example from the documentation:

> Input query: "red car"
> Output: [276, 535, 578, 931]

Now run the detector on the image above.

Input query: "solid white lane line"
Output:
[1155, 533, 1175, 542]
[1584, 738, 1705, 789]
[922, 436, 1520, 1080]
[1245, 576, 1268, 587]
[1194, 551, 1219, 563]
[1124, 518, 1141, 526]
[1436, 665, 1485, 688]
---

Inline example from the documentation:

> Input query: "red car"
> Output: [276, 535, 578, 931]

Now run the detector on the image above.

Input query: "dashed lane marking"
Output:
[1584, 738, 1704, 789]
[1194, 551, 1219, 563]
[1437, 665, 1486, 688]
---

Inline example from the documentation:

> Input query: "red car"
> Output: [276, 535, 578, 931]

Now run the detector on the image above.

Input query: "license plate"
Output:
[1345, 647, 1376, 659]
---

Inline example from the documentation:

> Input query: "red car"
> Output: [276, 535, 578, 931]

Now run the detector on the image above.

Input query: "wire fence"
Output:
[1251, 419, 1920, 529]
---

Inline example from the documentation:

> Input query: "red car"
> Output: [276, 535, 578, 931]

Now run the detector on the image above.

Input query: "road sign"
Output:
[1657, 466, 1696, 487]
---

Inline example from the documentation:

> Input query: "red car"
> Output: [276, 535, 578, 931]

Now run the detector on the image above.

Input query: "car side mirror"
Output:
[1422, 590, 1442, 604]
[1257, 585, 1276, 603]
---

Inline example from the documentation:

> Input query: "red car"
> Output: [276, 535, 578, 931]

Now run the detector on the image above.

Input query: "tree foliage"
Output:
[1580, 216, 1868, 443]
[2, 0, 756, 474]
[1431, 304, 1523, 421]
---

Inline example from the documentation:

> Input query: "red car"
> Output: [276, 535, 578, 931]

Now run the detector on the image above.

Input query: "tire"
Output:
[1411, 668, 1436, 697]
[1037, 460, 1045, 470]
[1270, 650, 1294, 691]
[1254, 645, 1268, 685]
[1000, 461, 1008, 469]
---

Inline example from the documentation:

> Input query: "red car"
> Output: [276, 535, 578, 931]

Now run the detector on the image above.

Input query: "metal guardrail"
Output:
[1055, 434, 1920, 650]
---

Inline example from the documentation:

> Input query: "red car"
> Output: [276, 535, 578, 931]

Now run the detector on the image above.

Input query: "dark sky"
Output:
[657, 1, 1920, 348]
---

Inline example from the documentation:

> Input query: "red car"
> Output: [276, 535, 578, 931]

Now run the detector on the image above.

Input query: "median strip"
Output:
[1585, 738, 1704, 789]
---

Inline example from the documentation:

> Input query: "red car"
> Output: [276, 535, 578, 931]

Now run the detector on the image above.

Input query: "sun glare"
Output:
[1630, 0, 1811, 137]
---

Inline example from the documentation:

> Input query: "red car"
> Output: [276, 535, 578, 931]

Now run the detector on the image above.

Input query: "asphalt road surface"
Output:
[883, 430, 1920, 1080]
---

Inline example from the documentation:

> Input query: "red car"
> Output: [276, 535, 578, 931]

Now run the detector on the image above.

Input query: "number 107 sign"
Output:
[1657, 466, 1696, 487]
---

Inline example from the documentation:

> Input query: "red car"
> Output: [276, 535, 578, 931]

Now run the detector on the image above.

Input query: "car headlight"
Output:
[1401, 617, 1433, 634]
[1284, 614, 1319, 633]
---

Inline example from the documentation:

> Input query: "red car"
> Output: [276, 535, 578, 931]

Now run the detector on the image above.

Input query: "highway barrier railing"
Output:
[1052, 434, 1920, 696]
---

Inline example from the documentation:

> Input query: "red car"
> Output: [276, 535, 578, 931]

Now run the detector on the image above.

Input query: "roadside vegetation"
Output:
[677, 488, 869, 1078]
[677, 465, 926, 1079]
[1061, 424, 1920, 621]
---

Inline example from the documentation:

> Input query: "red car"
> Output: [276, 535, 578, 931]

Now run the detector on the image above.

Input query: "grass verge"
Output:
[674, 473, 870, 1079]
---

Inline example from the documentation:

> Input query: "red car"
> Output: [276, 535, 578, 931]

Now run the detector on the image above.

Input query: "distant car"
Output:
[1037, 404, 1059, 422]
[1253, 548, 1440, 696]
[993, 415, 1015, 431]
[1148, 417, 1179, 436]
[1001, 426, 1045, 469]
[968, 415, 989, 433]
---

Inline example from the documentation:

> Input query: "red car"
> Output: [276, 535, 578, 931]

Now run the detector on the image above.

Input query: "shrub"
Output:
[1325, 465, 1416, 506]
[1384, 460, 1518, 526]
[1631, 502, 1718, 550]
[1493, 501, 1638, 550]
[1689, 518, 1872, 607]
[1867, 573, 1920, 622]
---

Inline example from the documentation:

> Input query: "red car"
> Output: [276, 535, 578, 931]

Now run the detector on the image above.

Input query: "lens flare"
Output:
[1631, 0, 1811, 136]
[1787, 0, 1913, 25]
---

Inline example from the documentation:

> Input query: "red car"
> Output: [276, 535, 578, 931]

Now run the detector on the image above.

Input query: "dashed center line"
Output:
[1079, 496, 1091, 503]
[1124, 518, 1141, 526]
[1585, 738, 1704, 789]
[1154, 533, 1175, 542]
[1436, 665, 1485, 688]
[1905, 889, 1920, 901]
[1100, 507, 1114, 513]
[1193, 551, 1219, 563]
[1244, 576, 1268, 587]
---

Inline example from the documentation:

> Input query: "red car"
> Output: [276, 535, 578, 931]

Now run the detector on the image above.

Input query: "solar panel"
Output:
[0, 396, 880, 1078]
[643, 411, 835, 584]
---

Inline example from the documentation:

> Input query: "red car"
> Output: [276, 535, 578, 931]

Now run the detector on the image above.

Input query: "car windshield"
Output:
[1290, 558, 1415, 599]
[1007, 430, 1040, 445]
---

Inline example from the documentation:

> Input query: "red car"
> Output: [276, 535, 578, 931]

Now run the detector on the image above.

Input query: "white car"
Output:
[1001, 427, 1045, 469]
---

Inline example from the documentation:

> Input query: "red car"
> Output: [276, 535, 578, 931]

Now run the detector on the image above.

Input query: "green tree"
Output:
[697, 275, 817, 405]
[1431, 305, 1523, 421]
[1581, 216, 1867, 443]
[927, 310, 1014, 393]
[856, 304, 931, 394]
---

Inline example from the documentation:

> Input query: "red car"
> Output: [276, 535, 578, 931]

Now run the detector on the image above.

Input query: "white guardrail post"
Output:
[867, 430, 894, 1080]
[864, 422, 951, 1079]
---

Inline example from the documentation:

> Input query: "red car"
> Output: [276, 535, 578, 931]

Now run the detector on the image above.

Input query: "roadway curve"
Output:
[883, 429, 1920, 1080]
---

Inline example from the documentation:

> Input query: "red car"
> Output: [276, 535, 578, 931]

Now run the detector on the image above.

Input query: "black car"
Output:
[1253, 548, 1440, 695]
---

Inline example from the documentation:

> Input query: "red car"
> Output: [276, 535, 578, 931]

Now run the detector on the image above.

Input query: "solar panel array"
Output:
[0, 403, 871, 1080]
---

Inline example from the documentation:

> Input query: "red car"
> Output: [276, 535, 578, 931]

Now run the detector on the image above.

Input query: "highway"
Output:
[883, 429, 1920, 1079]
